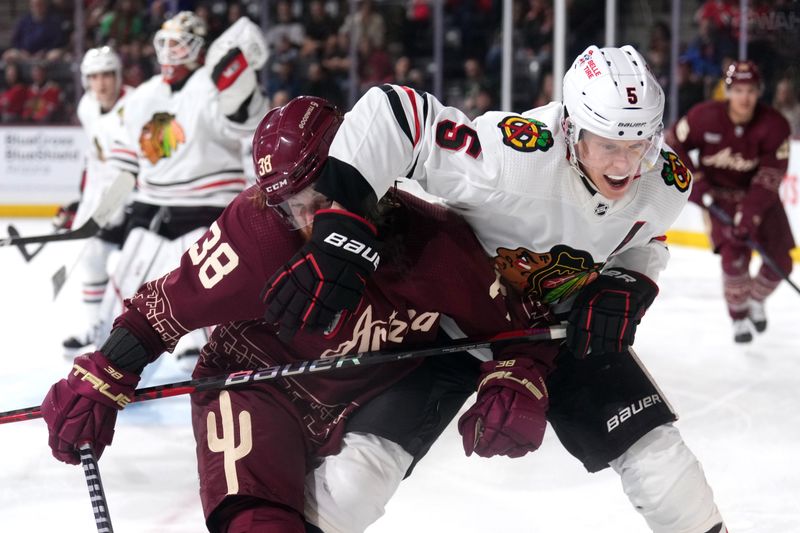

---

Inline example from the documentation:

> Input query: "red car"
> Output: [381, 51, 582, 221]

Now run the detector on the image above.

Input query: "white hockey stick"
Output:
[0, 172, 135, 247]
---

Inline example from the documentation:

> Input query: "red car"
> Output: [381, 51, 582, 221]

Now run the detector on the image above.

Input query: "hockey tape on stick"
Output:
[0, 325, 566, 424]
[78, 442, 115, 533]
[0, 172, 134, 247]
[706, 202, 800, 296]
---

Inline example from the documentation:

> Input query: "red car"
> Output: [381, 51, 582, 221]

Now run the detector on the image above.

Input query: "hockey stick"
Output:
[705, 202, 800, 296]
[0, 172, 135, 247]
[6, 225, 45, 261]
[0, 325, 566, 424]
[78, 442, 115, 533]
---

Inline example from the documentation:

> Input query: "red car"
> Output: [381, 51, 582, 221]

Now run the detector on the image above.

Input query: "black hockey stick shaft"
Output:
[0, 325, 565, 424]
[6, 225, 45, 261]
[78, 443, 115, 533]
[0, 171, 134, 248]
[706, 202, 800, 295]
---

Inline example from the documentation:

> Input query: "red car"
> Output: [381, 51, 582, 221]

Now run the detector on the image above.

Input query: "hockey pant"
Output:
[95, 226, 210, 383]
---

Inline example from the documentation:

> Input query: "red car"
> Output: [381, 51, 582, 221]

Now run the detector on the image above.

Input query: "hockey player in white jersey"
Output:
[94, 12, 267, 364]
[61, 46, 138, 356]
[266, 46, 728, 533]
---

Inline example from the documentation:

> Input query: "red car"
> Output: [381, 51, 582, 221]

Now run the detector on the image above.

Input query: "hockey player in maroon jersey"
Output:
[668, 60, 795, 343]
[40, 96, 556, 532]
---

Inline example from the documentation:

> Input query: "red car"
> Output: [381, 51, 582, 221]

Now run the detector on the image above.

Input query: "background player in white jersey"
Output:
[267, 46, 727, 533]
[94, 12, 267, 363]
[61, 46, 138, 356]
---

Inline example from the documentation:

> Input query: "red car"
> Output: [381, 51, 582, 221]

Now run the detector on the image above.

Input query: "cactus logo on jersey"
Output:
[494, 244, 601, 303]
[139, 112, 186, 164]
[660, 149, 692, 193]
[497, 116, 554, 153]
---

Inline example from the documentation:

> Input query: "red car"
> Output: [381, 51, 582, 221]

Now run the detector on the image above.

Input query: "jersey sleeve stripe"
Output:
[400, 86, 421, 147]
[379, 84, 414, 147]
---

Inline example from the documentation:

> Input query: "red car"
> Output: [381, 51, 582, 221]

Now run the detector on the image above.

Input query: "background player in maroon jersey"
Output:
[39, 96, 555, 532]
[668, 60, 794, 343]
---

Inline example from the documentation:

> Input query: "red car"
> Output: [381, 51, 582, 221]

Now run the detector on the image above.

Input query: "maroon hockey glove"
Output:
[566, 268, 658, 358]
[687, 172, 711, 207]
[42, 351, 140, 465]
[262, 210, 382, 341]
[458, 358, 548, 458]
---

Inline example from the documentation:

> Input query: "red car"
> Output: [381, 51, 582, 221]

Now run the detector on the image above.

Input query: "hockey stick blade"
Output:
[0, 325, 566, 424]
[6, 225, 45, 261]
[0, 172, 135, 247]
[52, 265, 68, 299]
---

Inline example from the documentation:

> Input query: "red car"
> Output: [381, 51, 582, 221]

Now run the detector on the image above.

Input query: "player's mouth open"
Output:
[604, 174, 630, 189]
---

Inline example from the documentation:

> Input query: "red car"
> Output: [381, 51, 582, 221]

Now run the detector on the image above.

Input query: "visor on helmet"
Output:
[270, 184, 333, 231]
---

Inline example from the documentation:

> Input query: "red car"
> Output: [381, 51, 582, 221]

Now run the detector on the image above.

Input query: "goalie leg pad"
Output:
[609, 423, 724, 533]
[304, 432, 413, 533]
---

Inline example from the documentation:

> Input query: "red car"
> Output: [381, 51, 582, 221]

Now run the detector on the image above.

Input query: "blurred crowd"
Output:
[0, 0, 798, 135]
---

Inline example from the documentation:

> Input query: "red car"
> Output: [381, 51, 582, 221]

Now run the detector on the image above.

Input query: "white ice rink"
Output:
[1, 217, 798, 533]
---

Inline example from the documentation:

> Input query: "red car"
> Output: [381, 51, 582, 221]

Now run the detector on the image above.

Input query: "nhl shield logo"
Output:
[497, 116, 554, 153]
[594, 202, 609, 216]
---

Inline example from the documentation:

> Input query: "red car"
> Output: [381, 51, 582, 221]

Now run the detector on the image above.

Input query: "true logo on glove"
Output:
[323, 232, 380, 270]
[71, 364, 133, 408]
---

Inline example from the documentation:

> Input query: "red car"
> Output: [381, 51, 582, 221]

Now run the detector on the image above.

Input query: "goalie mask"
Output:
[154, 11, 207, 84]
[562, 45, 665, 184]
[252, 96, 343, 230]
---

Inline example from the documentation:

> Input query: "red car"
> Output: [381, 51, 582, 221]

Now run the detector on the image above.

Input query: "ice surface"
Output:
[1, 218, 798, 532]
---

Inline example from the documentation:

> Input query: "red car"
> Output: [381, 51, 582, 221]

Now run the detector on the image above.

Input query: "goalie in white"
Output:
[263, 46, 729, 533]
[61, 46, 138, 356]
[94, 11, 267, 369]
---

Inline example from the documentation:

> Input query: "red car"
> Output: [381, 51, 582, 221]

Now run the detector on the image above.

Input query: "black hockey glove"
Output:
[262, 210, 382, 341]
[566, 268, 659, 358]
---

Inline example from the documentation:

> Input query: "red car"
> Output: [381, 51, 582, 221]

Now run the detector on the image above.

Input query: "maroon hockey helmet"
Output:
[252, 96, 343, 206]
[724, 61, 762, 88]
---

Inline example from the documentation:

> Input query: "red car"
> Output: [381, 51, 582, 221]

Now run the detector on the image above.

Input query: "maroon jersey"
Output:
[670, 100, 790, 202]
[114, 187, 548, 453]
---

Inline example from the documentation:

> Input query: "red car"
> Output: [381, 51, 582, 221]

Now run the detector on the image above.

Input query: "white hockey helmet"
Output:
[154, 11, 207, 66]
[80, 46, 122, 89]
[562, 45, 665, 175]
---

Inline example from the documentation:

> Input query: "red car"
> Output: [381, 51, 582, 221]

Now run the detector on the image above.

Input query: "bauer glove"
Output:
[262, 210, 381, 342]
[566, 268, 658, 358]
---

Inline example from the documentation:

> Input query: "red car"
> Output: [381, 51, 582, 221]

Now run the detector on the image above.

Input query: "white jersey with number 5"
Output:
[329, 84, 693, 311]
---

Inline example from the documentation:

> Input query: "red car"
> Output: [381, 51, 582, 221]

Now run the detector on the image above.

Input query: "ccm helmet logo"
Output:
[264, 178, 288, 192]
[323, 232, 380, 270]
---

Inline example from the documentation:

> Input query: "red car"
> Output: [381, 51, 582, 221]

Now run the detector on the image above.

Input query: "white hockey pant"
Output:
[610, 423, 725, 533]
[304, 432, 413, 533]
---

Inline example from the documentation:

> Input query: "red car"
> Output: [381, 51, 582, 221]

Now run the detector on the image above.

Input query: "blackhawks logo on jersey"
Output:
[660, 149, 692, 193]
[497, 116, 554, 153]
[139, 112, 186, 164]
[494, 244, 601, 304]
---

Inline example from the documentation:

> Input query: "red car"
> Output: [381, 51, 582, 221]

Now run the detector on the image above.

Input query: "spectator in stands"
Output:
[305, 0, 339, 46]
[97, 0, 146, 48]
[270, 89, 291, 107]
[303, 62, 343, 108]
[267, 60, 300, 101]
[532, 71, 554, 108]
[3, 0, 66, 63]
[358, 38, 393, 93]
[677, 58, 705, 118]
[459, 58, 493, 118]
[265, 0, 305, 50]
[320, 33, 351, 91]
[339, 0, 386, 49]
[646, 21, 671, 91]
[773, 78, 800, 136]
[0, 63, 29, 123]
[21, 62, 62, 123]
